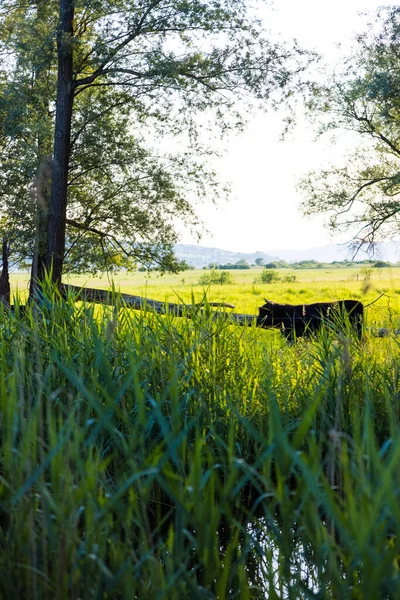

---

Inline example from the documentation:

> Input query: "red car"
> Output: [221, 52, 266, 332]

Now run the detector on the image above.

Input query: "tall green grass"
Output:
[1, 287, 400, 598]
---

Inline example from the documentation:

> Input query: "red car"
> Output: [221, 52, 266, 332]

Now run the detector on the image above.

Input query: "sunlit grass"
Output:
[27, 265, 400, 325]
[2, 274, 400, 597]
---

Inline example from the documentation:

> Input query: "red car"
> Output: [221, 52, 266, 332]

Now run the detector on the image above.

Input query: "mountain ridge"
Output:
[174, 242, 400, 267]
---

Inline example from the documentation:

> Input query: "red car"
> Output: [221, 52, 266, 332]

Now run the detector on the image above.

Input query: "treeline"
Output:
[203, 259, 251, 270]
[266, 259, 396, 269]
[202, 259, 396, 270]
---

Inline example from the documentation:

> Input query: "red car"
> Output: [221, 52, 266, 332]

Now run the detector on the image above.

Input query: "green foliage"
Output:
[374, 260, 392, 268]
[282, 274, 297, 283]
[233, 259, 250, 268]
[292, 259, 318, 269]
[259, 268, 280, 283]
[197, 268, 235, 285]
[1, 286, 400, 596]
[301, 7, 400, 252]
[205, 260, 251, 270]
[218, 260, 250, 270]
[0, 0, 309, 278]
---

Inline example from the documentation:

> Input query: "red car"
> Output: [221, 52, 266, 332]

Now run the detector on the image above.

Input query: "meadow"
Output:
[11, 264, 400, 322]
[2, 266, 400, 598]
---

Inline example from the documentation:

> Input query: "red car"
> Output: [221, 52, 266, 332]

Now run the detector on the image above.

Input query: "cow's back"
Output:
[257, 299, 364, 338]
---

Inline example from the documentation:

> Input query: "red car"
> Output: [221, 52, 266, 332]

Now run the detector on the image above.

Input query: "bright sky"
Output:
[179, 0, 386, 253]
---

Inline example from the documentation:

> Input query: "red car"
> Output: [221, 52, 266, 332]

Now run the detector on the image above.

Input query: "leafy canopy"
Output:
[300, 7, 400, 254]
[0, 0, 309, 274]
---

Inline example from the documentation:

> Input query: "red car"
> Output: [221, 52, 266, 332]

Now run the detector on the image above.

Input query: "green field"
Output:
[11, 264, 400, 320]
[2, 268, 400, 598]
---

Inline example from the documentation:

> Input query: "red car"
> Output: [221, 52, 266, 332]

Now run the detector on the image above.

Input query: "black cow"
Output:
[257, 299, 364, 339]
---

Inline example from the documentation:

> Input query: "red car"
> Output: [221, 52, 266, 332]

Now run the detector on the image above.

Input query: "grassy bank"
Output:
[1, 285, 400, 598]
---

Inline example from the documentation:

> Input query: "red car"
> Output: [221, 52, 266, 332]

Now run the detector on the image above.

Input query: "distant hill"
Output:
[174, 244, 279, 268]
[174, 242, 400, 267]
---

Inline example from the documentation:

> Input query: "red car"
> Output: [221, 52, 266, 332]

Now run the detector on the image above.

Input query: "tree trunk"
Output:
[0, 237, 10, 306]
[29, 2, 55, 301]
[61, 284, 251, 323]
[46, 0, 75, 286]
[30, 157, 51, 300]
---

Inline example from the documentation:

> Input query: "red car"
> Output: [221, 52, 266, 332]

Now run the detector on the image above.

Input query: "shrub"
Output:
[197, 269, 235, 285]
[260, 268, 280, 283]
[282, 275, 297, 283]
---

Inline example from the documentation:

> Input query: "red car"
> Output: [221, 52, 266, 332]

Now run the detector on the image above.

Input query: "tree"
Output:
[0, 3, 219, 282]
[255, 258, 265, 266]
[234, 259, 250, 269]
[0, 5, 205, 278]
[373, 260, 391, 268]
[0, 1, 56, 297]
[300, 7, 400, 255]
[45, 0, 310, 284]
[0, 236, 10, 305]
[0, 0, 309, 288]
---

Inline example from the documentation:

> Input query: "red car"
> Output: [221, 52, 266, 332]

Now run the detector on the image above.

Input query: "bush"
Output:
[282, 274, 297, 283]
[197, 269, 235, 285]
[260, 268, 280, 283]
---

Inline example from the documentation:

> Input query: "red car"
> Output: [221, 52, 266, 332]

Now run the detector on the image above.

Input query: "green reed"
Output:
[1, 285, 400, 598]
